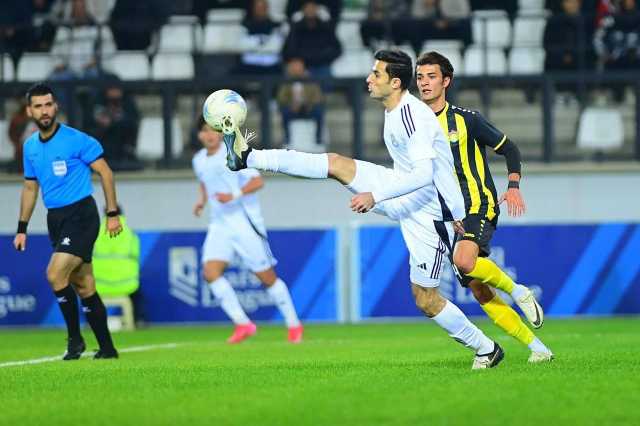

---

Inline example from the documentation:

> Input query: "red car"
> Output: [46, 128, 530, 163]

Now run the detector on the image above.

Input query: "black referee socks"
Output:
[54, 285, 82, 340]
[81, 293, 116, 352]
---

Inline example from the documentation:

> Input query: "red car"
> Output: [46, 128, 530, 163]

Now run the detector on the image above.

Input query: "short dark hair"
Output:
[26, 82, 56, 104]
[197, 115, 207, 130]
[416, 51, 454, 81]
[373, 49, 414, 90]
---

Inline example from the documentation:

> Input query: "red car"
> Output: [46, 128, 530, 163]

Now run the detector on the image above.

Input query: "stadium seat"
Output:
[518, 0, 545, 12]
[462, 46, 507, 75]
[472, 10, 512, 48]
[421, 40, 464, 74]
[151, 53, 195, 80]
[342, 8, 368, 21]
[98, 26, 117, 57]
[337, 21, 363, 49]
[206, 8, 245, 23]
[288, 120, 326, 153]
[509, 47, 545, 74]
[158, 23, 200, 52]
[103, 51, 150, 80]
[136, 116, 184, 160]
[0, 120, 12, 161]
[577, 107, 624, 150]
[331, 48, 374, 78]
[103, 296, 135, 331]
[201, 23, 249, 53]
[168, 14, 200, 24]
[17, 53, 55, 82]
[512, 14, 547, 47]
[1, 55, 14, 81]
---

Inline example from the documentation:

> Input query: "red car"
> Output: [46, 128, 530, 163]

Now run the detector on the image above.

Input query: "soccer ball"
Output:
[202, 89, 247, 133]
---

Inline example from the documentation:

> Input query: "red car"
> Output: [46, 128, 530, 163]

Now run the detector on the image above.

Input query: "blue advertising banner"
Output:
[355, 223, 640, 319]
[0, 229, 338, 326]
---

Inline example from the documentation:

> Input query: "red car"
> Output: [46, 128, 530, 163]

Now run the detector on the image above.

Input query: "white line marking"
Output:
[0, 343, 182, 368]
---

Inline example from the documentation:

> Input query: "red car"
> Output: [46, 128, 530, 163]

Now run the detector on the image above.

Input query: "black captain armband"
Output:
[494, 138, 522, 175]
[17, 221, 28, 234]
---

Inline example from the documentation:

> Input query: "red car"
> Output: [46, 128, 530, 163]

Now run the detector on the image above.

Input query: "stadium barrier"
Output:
[1, 222, 639, 327]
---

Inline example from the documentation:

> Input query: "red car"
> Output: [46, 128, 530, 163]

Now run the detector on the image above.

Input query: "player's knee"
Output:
[46, 266, 66, 287]
[469, 281, 495, 305]
[453, 250, 476, 274]
[327, 153, 355, 183]
[414, 289, 443, 317]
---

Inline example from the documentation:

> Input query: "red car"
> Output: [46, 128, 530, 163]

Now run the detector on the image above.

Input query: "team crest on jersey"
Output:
[448, 130, 459, 143]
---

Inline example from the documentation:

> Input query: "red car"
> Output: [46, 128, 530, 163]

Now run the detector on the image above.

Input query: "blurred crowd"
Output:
[2, 0, 639, 171]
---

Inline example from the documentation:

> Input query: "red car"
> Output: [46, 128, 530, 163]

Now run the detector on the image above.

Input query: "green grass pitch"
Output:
[1, 317, 639, 426]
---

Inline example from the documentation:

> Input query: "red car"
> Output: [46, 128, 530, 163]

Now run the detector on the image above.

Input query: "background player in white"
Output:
[192, 117, 303, 344]
[221, 50, 503, 369]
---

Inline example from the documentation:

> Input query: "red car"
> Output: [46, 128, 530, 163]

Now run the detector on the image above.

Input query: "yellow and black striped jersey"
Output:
[435, 103, 507, 221]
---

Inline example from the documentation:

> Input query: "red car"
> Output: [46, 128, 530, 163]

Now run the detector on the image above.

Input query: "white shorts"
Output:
[201, 220, 277, 273]
[347, 160, 453, 288]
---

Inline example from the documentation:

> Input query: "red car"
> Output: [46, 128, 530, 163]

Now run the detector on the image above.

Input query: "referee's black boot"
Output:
[62, 337, 86, 361]
[93, 348, 119, 360]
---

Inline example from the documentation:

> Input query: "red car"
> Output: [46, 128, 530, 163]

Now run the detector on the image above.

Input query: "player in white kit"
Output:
[220, 50, 504, 369]
[192, 117, 303, 344]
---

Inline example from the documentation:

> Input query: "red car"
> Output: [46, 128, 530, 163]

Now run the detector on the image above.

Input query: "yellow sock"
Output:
[481, 294, 534, 346]
[468, 257, 515, 294]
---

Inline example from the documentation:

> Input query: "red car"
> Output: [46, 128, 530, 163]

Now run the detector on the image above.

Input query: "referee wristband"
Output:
[106, 209, 120, 217]
[17, 221, 28, 234]
[507, 180, 520, 189]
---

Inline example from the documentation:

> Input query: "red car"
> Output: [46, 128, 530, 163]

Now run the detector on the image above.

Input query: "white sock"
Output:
[511, 284, 528, 300]
[528, 337, 552, 354]
[247, 149, 328, 178]
[432, 300, 495, 354]
[266, 278, 300, 327]
[209, 277, 250, 325]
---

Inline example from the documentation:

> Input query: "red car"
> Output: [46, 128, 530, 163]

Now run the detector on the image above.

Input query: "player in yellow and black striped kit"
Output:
[414, 51, 553, 363]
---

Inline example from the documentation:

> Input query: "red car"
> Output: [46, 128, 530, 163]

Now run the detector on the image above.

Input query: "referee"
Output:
[414, 52, 553, 362]
[13, 83, 121, 360]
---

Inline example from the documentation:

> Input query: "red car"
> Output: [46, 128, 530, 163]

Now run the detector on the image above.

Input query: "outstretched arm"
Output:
[90, 158, 123, 237]
[13, 179, 40, 251]
[216, 175, 264, 204]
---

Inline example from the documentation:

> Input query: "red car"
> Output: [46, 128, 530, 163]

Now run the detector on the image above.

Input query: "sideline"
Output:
[0, 342, 183, 368]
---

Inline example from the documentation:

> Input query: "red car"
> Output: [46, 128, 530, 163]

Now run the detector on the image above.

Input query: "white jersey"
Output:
[378, 91, 465, 221]
[192, 147, 267, 235]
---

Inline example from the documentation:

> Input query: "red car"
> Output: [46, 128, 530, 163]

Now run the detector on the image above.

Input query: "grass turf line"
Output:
[1, 317, 639, 426]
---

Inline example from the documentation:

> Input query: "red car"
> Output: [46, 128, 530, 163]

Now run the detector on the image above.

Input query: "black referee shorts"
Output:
[461, 213, 498, 258]
[47, 196, 100, 263]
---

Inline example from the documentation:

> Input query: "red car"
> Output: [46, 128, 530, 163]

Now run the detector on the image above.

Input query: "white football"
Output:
[202, 89, 247, 133]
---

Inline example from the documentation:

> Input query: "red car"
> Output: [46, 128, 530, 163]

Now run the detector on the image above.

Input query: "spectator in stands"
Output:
[50, 0, 97, 26]
[29, 0, 57, 52]
[544, 0, 597, 73]
[281, 0, 342, 80]
[89, 81, 141, 169]
[595, 0, 640, 101]
[286, 0, 342, 23]
[277, 58, 325, 146]
[360, 0, 411, 49]
[408, 0, 472, 50]
[236, 0, 285, 75]
[8, 100, 38, 174]
[47, 60, 79, 114]
[0, 0, 33, 62]
[109, 0, 170, 50]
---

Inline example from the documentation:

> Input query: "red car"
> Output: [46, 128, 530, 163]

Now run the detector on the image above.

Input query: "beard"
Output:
[34, 113, 57, 131]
